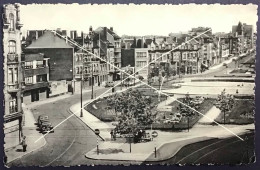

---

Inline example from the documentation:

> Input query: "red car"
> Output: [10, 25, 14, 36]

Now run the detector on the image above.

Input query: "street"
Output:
[7, 88, 138, 166]
[7, 53, 254, 166]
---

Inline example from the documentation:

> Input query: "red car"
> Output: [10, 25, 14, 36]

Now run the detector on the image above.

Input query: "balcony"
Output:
[9, 105, 18, 114]
[8, 83, 19, 92]
[114, 47, 121, 53]
[24, 67, 49, 77]
[7, 54, 19, 64]
[4, 111, 23, 123]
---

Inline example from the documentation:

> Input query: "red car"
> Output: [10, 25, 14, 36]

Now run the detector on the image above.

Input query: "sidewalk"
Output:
[5, 104, 46, 164]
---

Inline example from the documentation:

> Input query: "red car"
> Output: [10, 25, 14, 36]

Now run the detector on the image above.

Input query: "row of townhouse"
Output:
[121, 24, 254, 81]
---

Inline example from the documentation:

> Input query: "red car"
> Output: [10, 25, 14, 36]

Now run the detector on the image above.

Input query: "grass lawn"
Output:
[85, 88, 167, 122]
[215, 99, 254, 124]
[152, 98, 215, 130]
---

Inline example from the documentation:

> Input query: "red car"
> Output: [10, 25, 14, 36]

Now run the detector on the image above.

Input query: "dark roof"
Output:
[145, 39, 153, 45]
[26, 31, 73, 49]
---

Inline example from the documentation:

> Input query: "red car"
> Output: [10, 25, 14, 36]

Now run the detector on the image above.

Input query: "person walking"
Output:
[21, 136, 27, 152]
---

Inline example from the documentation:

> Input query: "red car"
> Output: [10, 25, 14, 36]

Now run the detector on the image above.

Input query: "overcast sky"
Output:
[20, 4, 258, 36]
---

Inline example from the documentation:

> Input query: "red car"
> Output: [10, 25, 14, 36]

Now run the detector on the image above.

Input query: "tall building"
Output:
[93, 27, 121, 81]
[3, 4, 24, 149]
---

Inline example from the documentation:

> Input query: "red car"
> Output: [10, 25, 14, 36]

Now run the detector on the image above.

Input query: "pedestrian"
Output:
[110, 130, 113, 140]
[98, 81, 100, 87]
[112, 87, 115, 93]
[21, 136, 27, 152]
[236, 89, 239, 94]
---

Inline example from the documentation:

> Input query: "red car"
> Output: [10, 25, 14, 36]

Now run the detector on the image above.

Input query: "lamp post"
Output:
[91, 63, 94, 99]
[80, 71, 83, 117]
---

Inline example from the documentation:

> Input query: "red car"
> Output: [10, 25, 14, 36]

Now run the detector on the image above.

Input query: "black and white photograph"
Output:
[2, 2, 258, 167]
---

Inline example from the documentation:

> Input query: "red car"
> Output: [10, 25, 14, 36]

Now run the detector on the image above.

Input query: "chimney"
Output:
[110, 27, 113, 31]
[56, 28, 62, 34]
[89, 26, 93, 34]
[62, 30, 67, 37]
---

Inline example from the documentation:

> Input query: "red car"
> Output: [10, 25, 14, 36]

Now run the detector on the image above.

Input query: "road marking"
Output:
[44, 123, 77, 166]
[176, 139, 224, 163]
[193, 139, 241, 163]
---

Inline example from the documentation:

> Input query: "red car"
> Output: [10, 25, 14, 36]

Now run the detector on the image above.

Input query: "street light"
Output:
[91, 63, 94, 99]
[80, 70, 83, 117]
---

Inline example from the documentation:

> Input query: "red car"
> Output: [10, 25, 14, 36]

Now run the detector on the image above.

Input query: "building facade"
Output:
[135, 48, 149, 79]
[26, 31, 75, 81]
[3, 4, 24, 149]
[21, 53, 50, 104]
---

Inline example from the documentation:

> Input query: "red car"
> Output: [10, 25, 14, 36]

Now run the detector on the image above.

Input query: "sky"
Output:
[20, 4, 258, 36]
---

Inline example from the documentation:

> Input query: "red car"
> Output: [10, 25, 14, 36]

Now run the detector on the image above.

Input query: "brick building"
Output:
[26, 31, 75, 81]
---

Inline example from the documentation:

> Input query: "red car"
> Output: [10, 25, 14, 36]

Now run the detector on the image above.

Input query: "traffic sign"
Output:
[151, 131, 158, 138]
[94, 129, 100, 135]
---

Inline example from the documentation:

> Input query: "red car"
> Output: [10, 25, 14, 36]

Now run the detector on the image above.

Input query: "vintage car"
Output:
[40, 122, 54, 133]
[38, 116, 49, 128]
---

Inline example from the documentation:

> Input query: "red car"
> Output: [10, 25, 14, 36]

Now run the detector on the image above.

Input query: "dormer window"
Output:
[9, 13, 15, 31]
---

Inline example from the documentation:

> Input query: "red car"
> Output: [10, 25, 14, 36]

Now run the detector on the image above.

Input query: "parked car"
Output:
[40, 122, 54, 133]
[38, 115, 49, 127]
[105, 81, 115, 87]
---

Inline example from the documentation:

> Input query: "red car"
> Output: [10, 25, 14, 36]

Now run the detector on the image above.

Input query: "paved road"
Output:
[7, 88, 139, 166]
[143, 132, 255, 165]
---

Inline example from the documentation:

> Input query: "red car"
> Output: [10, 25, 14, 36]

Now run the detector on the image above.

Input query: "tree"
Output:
[215, 89, 235, 124]
[109, 89, 156, 142]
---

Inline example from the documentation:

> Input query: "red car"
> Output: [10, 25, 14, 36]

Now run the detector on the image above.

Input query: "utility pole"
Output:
[91, 63, 94, 99]
[80, 71, 83, 117]
[121, 71, 122, 90]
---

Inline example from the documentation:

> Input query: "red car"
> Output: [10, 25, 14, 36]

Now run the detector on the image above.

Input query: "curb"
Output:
[67, 107, 105, 141]
[6, 132, 47, 165]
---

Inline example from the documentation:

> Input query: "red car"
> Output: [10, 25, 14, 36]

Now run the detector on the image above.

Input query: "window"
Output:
[36, 60, 44, 68]
[9, 96, 17, 113]
[25, 61, 33, 69]
[9, 13, 15, 31]
[8, 68, 18, 84]
[76, 67, 79, 74]
[37, 75, 47, 82]
[25, 76, 33, 84]
[8, 41, 16, 54]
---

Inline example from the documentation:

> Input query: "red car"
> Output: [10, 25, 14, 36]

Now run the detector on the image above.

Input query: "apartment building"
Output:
[21, 53, 50, 103]
[3, 4, 24, 149]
